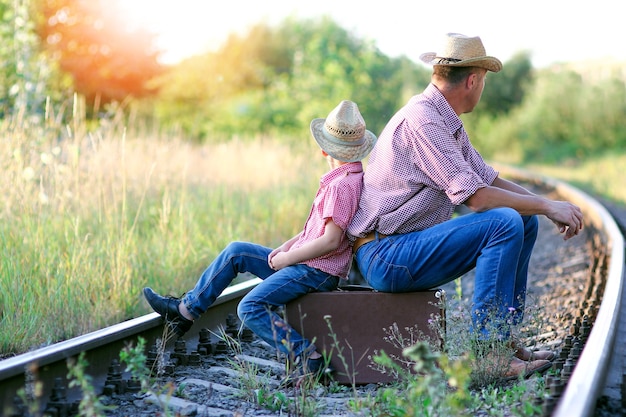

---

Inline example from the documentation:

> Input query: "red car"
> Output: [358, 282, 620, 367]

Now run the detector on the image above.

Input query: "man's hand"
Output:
[547, 201, 584, 240]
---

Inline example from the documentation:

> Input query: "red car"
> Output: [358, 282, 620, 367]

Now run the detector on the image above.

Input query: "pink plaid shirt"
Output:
[348, 83, 498, 238]
[292, 162, 364, 278]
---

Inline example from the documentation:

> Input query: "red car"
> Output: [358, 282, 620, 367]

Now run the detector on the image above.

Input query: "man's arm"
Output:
[269, 219, 344, 270]
[464, 176, 584, 240]
[491, 176, 535, 196]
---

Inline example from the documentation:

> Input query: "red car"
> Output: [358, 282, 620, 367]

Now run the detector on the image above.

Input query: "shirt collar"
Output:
[423, 83, 463, 134]
[320, 161, 363, 186]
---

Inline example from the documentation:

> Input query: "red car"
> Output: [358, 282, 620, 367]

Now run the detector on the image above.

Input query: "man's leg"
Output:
[510, 215, 539, 320]
[355, 208, 551, 374]
[355, 207, 527, 338]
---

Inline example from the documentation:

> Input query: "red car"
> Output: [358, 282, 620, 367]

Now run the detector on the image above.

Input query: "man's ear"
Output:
[321, 150, 329, 157]
[466, 72, 477, 89]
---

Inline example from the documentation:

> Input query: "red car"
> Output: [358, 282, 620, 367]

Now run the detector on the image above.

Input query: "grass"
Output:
[525, 152, 626, 207]
[0, 105, 323, 354]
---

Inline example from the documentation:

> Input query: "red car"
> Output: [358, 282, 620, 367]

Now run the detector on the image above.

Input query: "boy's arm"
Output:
[275, 233, 302, 253]
[269, 219, 343, 270]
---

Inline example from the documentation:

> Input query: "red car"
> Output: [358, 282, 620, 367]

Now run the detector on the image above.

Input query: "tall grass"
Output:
[0, 103, 323, 354]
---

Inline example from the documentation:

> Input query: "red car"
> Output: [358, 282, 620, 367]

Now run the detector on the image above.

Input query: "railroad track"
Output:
[0, 168, 624, 417]
[499, 167, 625, 417]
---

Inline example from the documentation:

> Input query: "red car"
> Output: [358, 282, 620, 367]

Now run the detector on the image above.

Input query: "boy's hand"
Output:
[268, 251, 290, 270]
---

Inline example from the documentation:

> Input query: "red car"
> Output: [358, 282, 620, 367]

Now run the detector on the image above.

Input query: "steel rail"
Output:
[498, 166, 625, 417]
[0, 278, 261, 411]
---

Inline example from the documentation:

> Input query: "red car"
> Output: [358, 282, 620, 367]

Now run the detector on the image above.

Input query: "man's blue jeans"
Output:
[181, 241, 339, 357]
[354, 208, 538, 340]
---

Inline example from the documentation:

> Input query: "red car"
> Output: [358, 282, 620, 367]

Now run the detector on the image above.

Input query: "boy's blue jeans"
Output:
[181, 241, 339, 357]
[354, 207, 538, 340]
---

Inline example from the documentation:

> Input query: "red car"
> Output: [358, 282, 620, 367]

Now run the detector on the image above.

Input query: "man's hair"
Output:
[433, 65, 482, 85]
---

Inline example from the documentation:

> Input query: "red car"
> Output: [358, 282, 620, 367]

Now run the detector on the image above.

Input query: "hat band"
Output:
[436, 57, 462, 64]
[323, 130, 367, 147]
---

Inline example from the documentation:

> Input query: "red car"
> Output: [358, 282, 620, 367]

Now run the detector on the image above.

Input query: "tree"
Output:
[151, 22, 295, 139]
[148, 17, 430, 141]
[477, 51, 533, 115]
[37, 0, 163, 110]
[0, 0, 58, 118]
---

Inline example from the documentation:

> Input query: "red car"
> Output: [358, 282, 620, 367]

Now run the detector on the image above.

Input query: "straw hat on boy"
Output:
[310, 100, 377, 163]
[420, 32, 502, 73]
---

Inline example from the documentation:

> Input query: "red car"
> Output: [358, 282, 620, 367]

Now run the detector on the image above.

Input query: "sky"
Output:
[118, 0, 624, 68]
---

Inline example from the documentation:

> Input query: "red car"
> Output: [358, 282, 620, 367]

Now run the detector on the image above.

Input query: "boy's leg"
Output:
[237, 264, 339, 358]
[144, 241, 274, 336]
[182, 241, 274, 318]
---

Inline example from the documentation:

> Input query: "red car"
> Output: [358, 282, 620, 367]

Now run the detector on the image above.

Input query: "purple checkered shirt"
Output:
[348, 83, 498, 238]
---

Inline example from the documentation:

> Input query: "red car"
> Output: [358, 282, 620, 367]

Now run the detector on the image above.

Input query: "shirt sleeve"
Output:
[321, 181, 358, 231]
[412, 121, 490, 206]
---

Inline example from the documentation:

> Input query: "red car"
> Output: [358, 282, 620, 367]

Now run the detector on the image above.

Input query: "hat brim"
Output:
[419, 52, 502, 72]
[310, 118, 377, 163]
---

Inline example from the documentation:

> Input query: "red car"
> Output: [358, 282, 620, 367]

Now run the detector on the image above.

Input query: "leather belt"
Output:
[353, 231, 388, 253]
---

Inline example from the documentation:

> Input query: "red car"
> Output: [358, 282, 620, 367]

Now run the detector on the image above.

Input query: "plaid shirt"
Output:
[348, 83, 498, 238]
[292, 162, 364, 278]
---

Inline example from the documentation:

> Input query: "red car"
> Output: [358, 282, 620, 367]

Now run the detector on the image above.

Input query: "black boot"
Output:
[143, 287, 193, 337]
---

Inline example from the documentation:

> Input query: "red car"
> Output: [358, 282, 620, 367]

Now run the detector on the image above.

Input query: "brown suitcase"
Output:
[285, 286, 445, 384]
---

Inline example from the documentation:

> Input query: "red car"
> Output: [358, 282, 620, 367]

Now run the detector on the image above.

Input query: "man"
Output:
[347, 33, 584, 379]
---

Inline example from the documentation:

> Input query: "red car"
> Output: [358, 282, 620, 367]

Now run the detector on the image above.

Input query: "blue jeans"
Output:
[181, 241, 339, 357]
[354, 208, 538, 340]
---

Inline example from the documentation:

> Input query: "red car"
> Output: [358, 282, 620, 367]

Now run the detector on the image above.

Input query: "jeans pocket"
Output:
[366, 254, 413, 292]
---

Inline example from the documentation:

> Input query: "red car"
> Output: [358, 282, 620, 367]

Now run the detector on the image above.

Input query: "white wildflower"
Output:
[13, 148, 22, 162]
[22, 166, 35, 181]
[39, 190, 49, 205]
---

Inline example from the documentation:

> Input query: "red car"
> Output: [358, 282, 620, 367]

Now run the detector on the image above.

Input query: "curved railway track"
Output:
[499, 167, 625, 417]
[0, 168, 624, 417]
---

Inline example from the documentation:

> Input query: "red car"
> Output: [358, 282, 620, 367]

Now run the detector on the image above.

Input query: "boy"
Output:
[144, 100, 376, 381]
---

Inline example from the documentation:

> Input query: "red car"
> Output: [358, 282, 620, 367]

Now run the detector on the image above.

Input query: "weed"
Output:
[346, 291, 551, 416]
[67, 352, 110, 417]
[119, 336, 177, 416]
[217, 327, 276, 400]
[255, 388, 290, 411]
[350, 341, 472, 416]
[467, 380, 545, 417]
[119, 337, 149, 386]
[322, 314, 359, 391]
[13, 363, 44, 417]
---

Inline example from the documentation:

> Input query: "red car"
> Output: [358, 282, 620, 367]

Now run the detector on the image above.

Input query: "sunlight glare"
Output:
[116, 0, 282, 64]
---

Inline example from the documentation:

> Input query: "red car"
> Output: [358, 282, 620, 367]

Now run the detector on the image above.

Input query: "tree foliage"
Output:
[0, 0, 58, 118]
[477, 51, 533, 115]
[36, 0, 163, 109]
[149, 17, 431, 141]
[474, 66, 626, 163]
